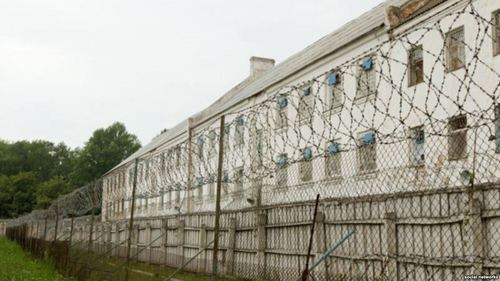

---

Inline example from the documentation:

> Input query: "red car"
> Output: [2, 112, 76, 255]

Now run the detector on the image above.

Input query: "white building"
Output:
[102, 0, 500, 221]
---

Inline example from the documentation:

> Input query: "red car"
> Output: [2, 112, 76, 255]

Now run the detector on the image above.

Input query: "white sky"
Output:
[0, 0, 384, 148]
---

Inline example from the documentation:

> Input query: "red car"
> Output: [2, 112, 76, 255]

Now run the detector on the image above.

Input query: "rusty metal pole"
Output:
[301, 194, 320, 281]
[211, 115, 225, 281]
[125, 158, 139, 281]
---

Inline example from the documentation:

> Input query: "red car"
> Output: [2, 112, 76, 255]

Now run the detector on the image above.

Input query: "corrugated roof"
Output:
[106, 0, 407, 175]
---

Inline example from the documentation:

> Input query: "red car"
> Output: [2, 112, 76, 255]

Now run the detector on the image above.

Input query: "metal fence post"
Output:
[125, 158, 139, 281]
[211, 115, 225, 281]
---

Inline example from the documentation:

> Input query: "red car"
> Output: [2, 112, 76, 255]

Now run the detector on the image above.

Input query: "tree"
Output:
[35, 177, 73, 209]
[71, 122, 141, 186]
[8, 172, 37, 217]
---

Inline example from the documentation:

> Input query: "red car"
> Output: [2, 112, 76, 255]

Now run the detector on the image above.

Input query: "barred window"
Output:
[325, 141, 341, 178]
[175, 184, 181, 204]
[208, 130, 217, 158]
[209, 175, 215, 198]
[446, 27, 465, 71]
[493, 10, 500, 56]
[223, 124, 230, 153]
[356, 57, 376, 101]
[325, 71, 343, 111]
[448, 115, 467, 160]
[300, 147, 313, 182]
[275, 95, 288, 130]
[234, 168, 244, 193]
[197, 137, 204, 161]
[235, 116, 245, 146]
[276, 154, 288, 187]
[494, 105, 500, 153]
[298, 85, 313, 125]
[252, 128, 264, 166]
[409, 126, 425, 166]
[357, 130, 377, 173]
[409, 46, 424, 86]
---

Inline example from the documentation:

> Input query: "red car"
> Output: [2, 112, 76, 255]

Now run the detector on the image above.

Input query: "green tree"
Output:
[8, 172, 37, 217]
[71, 122, 141, 186]
[35, 177, 73, 209]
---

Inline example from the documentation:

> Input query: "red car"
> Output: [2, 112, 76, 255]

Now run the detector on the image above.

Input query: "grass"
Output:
[85, 255, 245, 281]
[0, 237, 73, 281]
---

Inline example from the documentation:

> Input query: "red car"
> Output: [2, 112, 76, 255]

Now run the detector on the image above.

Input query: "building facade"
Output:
[102, 0, 500, 222]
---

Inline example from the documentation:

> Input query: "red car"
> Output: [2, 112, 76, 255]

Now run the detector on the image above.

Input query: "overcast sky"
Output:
[0, 0, 384, 148]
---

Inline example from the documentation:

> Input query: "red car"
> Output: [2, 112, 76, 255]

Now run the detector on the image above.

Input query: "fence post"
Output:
[125, 158, 139, 281]
[177, 218, 185, 268]
[226, 218, 236, 274]
[466, 197, 484, 274]
[256, 212, 267, 279]
[198, 223, 207, 273]
[313, 212, 328, 279]
[161, 219, 168, 268]
[146, 222, 152, 265]
[383, 211, 397, 281]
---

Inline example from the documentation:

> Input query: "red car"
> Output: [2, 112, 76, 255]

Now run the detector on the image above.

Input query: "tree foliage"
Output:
[0, 122, 141, 218]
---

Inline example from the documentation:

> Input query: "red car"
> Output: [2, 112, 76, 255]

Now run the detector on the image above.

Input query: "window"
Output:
[409, 126, 425, 166]
[325, 71, 343, 111]
[209, 175, 215, 198]
[325, 141, 341, 178]
[276, 154, 288, 187]
[409, 46, 424, 86]
[234, 168, 244, 193]
[235, 116, 245, 146]
[495, 105, 500, 153]
[298, 85, 314, 125]
[357, 130, 377, 173]
[252, 128, 264, 166]
[196, 177, 203, 199]
[197, 137, 204, 161]
[448, 115, 467, 160]
[446, 27, 465, 71]
[356, 57, 376, 101]
[208, 130, 217, 159]
[174, 184, 181, 204]
[493, 10, 500, 56]
[276, 95, 288, 129]
[223, 124, 230, 153]
[300, 147, 313, 182]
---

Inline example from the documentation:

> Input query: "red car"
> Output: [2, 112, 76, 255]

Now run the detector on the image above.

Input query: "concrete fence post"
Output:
[106, 223, 112, 257]
[226, 218, 237, 274]
[466, 197, 484, 274]
[383, 212, 397, 281]
[161, 219, 168, 268]
[313, 212, 328, 279]
[256, 212, 267, 278]
[134, 224, 140, 262]
[146, 222, 152, 264]
[177, 219, 185, 267]
[198, 223, 207, 273]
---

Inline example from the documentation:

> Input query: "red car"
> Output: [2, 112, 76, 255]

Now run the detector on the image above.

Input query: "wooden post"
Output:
[211, 115, 225, 281]
[256, 212, 267, 279]
[466, 197, 484, 274]
[198, 224, 208, 273]
[383, 212, 397, 281]
[177, 218, 185, 267]
[226, 218, 237, 274]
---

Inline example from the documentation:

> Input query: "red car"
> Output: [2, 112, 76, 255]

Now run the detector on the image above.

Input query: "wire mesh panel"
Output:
[3, 0, 500, 280]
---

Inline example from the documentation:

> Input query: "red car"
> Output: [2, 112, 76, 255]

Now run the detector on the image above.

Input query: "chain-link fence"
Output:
[4, 0, 500, 280]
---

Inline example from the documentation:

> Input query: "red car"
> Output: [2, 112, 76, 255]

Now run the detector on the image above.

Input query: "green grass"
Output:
[0, 237, 73, 281]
